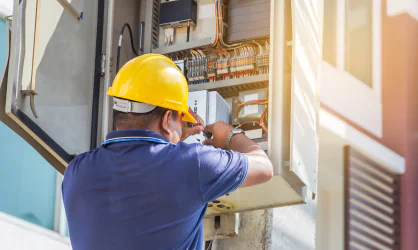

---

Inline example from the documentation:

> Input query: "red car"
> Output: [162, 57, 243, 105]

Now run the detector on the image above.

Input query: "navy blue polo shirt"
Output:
[62, 129, 248, 250]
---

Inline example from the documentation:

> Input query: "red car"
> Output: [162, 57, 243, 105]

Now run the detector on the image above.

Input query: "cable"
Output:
[236, 99, 269, 134]
[206, 228, 219, 250]
[236, 99, 268, 117]
[116, 23, 139, 73]
[187, 20, 191, 42]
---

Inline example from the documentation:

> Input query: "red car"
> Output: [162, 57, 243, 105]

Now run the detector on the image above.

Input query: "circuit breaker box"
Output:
[0, 0, 323, 215]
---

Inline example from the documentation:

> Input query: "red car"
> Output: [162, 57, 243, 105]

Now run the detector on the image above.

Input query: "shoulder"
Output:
[64, 149, 98, 180]
[174, 142, 224, 158]
[66, 151, 91, 169]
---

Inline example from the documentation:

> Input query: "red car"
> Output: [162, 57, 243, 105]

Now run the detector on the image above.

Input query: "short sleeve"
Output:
[196, 144, 249, 203]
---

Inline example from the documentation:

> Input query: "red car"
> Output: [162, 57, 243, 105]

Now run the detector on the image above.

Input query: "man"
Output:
[63, 54, 273, 250]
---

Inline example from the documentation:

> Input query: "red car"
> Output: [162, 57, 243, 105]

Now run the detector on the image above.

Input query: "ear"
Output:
[161, 110, 173, 134]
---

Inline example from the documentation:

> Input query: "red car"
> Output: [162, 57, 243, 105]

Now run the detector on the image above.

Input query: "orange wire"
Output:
[259, 108, 268, 134]
[210, 0, 219, 47]
[236, 107, 269, 134]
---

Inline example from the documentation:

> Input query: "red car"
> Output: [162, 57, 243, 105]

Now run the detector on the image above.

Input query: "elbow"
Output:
[243, 154, 274, 188]
[262, 160, 274, 183]
[256, 157, 273, 184]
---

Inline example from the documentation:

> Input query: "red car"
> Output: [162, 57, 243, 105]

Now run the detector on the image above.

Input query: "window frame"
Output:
[320, 0, 382, 137]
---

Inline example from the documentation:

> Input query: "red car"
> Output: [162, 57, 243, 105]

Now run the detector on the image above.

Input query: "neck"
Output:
[116, 125, 171, 141]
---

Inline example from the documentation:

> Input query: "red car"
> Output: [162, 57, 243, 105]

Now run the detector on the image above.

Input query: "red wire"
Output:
[237, 108, 269, 134]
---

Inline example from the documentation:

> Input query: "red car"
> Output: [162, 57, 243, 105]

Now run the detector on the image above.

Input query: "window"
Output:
[0, 123, 57, 230]
[0, 17, 65, 234]
[323, 0, 337, 66]
[320, 0, 382, 137]
[345, 0, 373, 87]
[323, 0, 373, 87]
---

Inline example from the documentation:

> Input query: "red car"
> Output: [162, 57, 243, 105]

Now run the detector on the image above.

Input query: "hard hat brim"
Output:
[182, 108, 198, 124]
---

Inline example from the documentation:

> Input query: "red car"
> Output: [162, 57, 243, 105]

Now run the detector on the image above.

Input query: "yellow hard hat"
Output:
[107, 54, 197, 124]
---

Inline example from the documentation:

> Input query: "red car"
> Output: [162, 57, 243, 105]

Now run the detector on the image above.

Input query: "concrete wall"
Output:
[269, 194, 316, 250]
[0, 212, 71, 250]
[212, 210, 268, 250]
[212, 195, 317, 250]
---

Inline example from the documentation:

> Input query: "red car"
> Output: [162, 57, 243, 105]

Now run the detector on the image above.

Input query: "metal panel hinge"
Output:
[100, 54, 106, 76]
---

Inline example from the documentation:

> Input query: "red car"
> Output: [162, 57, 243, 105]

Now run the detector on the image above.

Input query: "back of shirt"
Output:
[62, 130, 248, 250]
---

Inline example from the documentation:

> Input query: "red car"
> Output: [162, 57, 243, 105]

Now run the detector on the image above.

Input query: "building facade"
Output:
[317, 0, 417, 249]
[0, 0, 417, 249]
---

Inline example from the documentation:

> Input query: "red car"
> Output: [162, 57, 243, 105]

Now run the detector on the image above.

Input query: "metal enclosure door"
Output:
[4, 0, 101, 173]
[289, 0, 323, 194]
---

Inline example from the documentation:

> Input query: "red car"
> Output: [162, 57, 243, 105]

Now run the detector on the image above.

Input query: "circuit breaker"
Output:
[184, 90, 230, 144]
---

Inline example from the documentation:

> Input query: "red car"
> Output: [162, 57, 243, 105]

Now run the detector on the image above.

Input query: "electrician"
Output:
[62, 54, 273, 250]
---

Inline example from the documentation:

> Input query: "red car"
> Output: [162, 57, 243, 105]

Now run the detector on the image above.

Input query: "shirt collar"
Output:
[106, 129, 169, 143]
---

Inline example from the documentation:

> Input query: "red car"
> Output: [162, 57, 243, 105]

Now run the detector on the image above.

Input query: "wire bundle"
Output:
[236, 99, 269, 134]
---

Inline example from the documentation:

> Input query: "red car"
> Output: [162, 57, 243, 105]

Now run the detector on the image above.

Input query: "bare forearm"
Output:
[229, 134, 265, 155]
[202, 121, 273, 187]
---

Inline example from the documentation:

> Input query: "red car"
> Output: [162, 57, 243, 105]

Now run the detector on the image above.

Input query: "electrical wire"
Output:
[187, 20, 191, 42]
[206, 228, 219, 250]
[236, 99, 268, 117]
[116, 23, 139, 73]
[235, 99, 269, 134]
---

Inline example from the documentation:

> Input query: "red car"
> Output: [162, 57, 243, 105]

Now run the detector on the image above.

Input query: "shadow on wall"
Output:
[16, 0, 97, 155]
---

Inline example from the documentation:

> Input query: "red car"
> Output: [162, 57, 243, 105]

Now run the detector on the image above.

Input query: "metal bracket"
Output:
[203, 213, 240, 241]
[100, 54, 106, 76]
[21, 90, 38, 118]
[57, 0, 83, 21]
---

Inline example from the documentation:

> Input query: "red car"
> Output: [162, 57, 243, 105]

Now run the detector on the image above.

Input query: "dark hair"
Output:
[114, 107, 178, 130]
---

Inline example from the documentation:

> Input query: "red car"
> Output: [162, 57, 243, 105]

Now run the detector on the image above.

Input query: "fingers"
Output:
[203, 124, 213, 136]
[195, 113, 205, 127]
[187, 126, 204, 136]
[202, 138, 214, 146]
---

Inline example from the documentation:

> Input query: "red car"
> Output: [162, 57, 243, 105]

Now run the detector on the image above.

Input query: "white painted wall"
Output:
[314, 109, 405, 250]
[0, 212, 71, 250]
[0, 0, 13, 18]
[316, 189, 344, 250]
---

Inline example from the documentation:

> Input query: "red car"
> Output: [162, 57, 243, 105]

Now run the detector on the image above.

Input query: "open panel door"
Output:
[205, 0, 323, 215]
[3, 0, 102, 173]
[289, 0, 323, 194]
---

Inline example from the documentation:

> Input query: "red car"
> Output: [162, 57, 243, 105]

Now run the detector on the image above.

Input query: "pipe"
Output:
[101, 0, 114, 142]
[90, 0, 105, 150]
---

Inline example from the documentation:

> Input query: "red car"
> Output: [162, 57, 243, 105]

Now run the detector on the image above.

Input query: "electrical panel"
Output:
[158, 0, 218, 48]
[185, 90, 209, 144]
[159, 0, 198, 27]
[174, 60, 186, 74]
[184, 90, 231, 144]
[227, 0, 271, 42]
[1, 0, 323, 216]
[207, 91, 231, 125]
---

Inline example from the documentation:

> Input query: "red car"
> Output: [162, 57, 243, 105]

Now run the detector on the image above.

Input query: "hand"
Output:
[180, 111, 205, 141]
[202, 121, 234, 149]
[181, 121, 204, 141]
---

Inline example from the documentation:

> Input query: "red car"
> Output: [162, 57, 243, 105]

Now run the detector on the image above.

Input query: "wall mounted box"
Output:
[1, 0, 323, 216]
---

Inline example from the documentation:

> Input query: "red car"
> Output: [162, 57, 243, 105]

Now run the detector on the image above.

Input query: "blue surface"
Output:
[63, 129, 248, 250]
[0, 19, 8, 68]
[0, 19, 57, 230]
